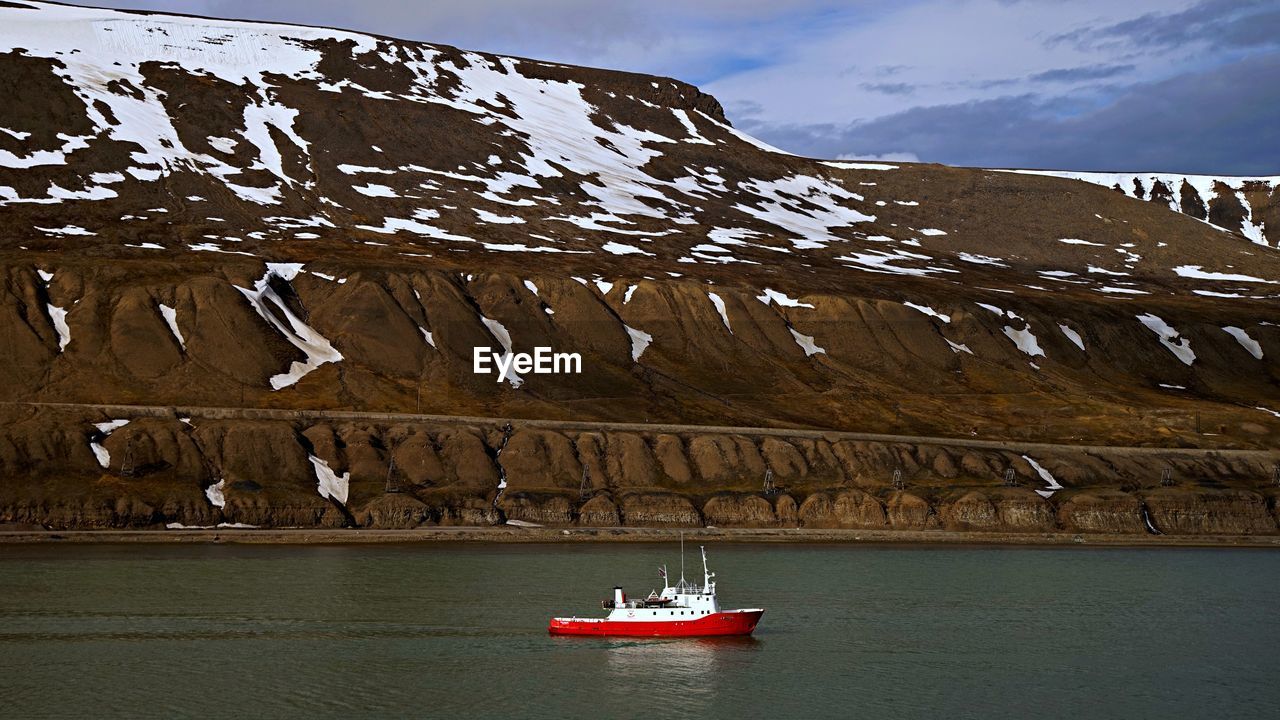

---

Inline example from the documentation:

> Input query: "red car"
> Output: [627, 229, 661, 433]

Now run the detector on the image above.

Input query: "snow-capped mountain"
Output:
[0, 2, 1278, 532]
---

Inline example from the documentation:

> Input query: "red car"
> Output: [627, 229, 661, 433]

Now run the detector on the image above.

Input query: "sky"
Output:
[87, 0, 1280, 175]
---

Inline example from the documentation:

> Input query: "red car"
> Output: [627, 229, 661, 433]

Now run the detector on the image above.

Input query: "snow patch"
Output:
[309, 455, 349, 504]
[47, 304, 70, 352]
[788, 327, 825, 356]
[671, 109, 714, 145]
[204, 479, 226, 508]
[601, 241, 652, 256]
[1173, 265, 1273, 283]
[1222, 326, 1263, 359]
[1022, 455, 1063, 498]
[1058, 324, 1085, 351]
[36, 225, 94, 236]
[733, 174, 875, 249]
[1003, 326, 1044, 358]
[757, 288, 814, 308]
[474, 208, 525, 224]
[707, 292, 732, 332]
[956, 252, 1006, 267]
[235, 264, 343, 389]
[904, 302, 950, 324]
[624, 325, 652, 362]
[89, 419, 130, 469]
[158, 303, 184, 350]
[980, 305, 1044, 358]
[480, 316, 523, 388]
[820, 160, 898, 171]
[1136, 314, 1195, 365]
[354, 183, 398, 197]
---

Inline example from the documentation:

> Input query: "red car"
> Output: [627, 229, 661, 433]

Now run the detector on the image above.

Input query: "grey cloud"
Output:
[724, 99, 766, 121]
[1053, 0, 1280, 53]
[747, 51, 1280, 175]
[838, 64, 911, 79]
[968, 77, 1020, 90]
[1028, 63, 1134, 83]
[859, 82, 915, 95]
[873, 64, 911, 77]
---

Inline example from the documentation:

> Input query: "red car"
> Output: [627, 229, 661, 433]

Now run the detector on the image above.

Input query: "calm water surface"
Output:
[1, 543, 1277, 719]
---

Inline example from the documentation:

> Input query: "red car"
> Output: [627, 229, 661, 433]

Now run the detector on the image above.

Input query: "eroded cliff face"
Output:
[2, 406, 1275, 535]
[5, 262, 1279, 447]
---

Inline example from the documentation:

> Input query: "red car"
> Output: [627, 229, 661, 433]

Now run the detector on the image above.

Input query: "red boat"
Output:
[548, 545, 764, 637]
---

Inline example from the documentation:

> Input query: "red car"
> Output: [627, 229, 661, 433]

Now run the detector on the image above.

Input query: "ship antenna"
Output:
[680, 531, 686, 588]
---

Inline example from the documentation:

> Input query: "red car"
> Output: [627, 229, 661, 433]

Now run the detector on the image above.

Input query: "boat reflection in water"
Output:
[597, 636, 763, 702]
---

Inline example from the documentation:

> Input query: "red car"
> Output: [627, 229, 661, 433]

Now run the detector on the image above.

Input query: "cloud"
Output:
[1028, 63, 1135, 83]
[859, 82, 915, 95]
[836, 151, 921, 163]
[1052, 0, 1280, 53]
[747, 51, 1280, 175]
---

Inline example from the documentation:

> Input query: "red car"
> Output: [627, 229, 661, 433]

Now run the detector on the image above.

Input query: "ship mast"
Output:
[679, 531, 686, 587]
[700, 545, 715, 593]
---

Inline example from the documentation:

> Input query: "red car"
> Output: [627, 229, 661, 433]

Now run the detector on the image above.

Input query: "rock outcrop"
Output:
[1, 406, 1276, 534]
[702, 494, 778, 527]
[1056, 490, 1144, 534]
[1142, 488, 1276, 535]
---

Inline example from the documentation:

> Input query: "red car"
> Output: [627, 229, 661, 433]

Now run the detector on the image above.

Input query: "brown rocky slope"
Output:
[0, 3, 1277, 535]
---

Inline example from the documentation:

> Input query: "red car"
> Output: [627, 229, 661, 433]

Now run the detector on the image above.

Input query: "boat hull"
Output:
[548, 609, 763, 637]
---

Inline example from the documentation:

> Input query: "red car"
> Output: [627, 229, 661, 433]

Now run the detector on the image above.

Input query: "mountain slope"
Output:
[1001, 169, 1276, 247]
[0, 2, 1277, 532]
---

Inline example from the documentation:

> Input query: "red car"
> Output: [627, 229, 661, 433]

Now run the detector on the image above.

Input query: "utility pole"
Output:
[120, 437, 135, 477]
[385, 453, 401, 493]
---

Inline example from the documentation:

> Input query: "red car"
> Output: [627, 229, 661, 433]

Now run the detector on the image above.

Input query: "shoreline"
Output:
[2, 526, 1278, 548]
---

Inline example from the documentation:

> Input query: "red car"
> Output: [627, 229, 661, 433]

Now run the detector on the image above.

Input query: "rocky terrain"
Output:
[2, 403, 1277, 535]
[0, 2, 1277, 536]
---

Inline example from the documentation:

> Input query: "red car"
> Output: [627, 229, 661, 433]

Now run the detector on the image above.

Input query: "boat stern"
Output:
[548, 617, 607, 635]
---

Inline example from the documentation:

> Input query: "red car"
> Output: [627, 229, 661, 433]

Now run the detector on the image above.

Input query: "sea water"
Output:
[1, 543, 1277, 719]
